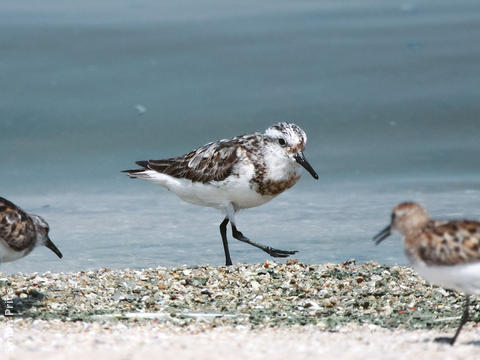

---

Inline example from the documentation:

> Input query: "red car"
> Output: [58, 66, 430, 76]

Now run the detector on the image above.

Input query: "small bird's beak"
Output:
[294, 152, 318, 179]
[373, 225, 392, 245]
[45, 237, 63, 259]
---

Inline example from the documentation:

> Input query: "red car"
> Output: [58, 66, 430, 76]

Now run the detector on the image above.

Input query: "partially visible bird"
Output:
[0, 196, 63, 315]
[0, 197, 62, 263]
[374, 202, 480, 345]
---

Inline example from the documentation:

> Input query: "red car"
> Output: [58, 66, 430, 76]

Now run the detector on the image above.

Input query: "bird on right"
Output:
[373, 201, 480, 346]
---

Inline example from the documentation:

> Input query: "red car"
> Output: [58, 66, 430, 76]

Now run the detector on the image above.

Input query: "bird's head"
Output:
[31, 214, 63, 259]
[373, 202, 430, 245]
[264, 122, 318, 179]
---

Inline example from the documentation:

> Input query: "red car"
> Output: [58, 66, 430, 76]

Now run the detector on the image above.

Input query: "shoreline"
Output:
[0, 260, 474, 329]
[2, 260, 480, 358]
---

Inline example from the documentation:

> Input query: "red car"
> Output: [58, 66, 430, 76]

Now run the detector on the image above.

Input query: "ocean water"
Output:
[1, 0, 479, 273]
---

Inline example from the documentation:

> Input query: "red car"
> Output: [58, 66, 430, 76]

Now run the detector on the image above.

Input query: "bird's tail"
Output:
[122, 160, 149, 179]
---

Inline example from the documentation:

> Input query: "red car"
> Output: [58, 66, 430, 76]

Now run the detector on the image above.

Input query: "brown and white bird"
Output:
[0, 197, 63, 263]
[374, 202, 480, 345]
[0, 196, 63, 315]
[123, 122, 318, 266]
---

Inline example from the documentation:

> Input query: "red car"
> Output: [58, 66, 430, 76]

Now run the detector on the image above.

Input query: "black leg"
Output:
[435, 295, 470, 346]
[220, 218, 233, 266]
[231, 224, 298, 258]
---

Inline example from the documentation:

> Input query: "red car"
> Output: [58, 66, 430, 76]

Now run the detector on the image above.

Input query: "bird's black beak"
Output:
[373, 225, 392, 245]
[294, 152, 318, 179]
[45, 237, 63, 259]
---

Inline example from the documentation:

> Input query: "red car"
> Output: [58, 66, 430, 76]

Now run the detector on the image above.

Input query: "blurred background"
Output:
[1, 0, 479, 273]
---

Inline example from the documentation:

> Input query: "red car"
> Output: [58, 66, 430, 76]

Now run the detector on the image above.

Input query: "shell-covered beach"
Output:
[0, 259, 480, 330]
[2, 261, 480, 359]
[1, 260, 477, 328]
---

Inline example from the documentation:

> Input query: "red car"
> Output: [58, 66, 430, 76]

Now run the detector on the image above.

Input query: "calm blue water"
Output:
[1, 0, 479, 273]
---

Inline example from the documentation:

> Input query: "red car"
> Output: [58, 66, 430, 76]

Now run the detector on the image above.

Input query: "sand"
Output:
[2, 262, 479, 359]
[1, 320, 479, 360]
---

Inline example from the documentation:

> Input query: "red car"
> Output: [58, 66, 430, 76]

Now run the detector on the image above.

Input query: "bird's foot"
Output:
[264, 246, 298, 258]
[231, 226, 298, 258]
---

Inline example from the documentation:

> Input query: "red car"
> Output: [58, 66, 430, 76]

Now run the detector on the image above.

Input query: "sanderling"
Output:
[374, 202, 480, 345]
[0, 196, 63, 315]
[123, 122, 318, 266]
[0, 197, 63, 263]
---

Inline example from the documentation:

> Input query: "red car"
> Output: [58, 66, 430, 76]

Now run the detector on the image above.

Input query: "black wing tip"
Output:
[135, 160, 149, 168]
[121, 160, 149, 174]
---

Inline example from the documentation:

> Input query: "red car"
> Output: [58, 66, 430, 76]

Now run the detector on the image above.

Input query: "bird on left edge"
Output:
[0, 196, 63, 315]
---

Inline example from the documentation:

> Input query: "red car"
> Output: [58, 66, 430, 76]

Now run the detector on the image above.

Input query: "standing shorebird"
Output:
[374, 202, 480, 345]
[0, 196, 63, 314]
[123, 122, 318, 266]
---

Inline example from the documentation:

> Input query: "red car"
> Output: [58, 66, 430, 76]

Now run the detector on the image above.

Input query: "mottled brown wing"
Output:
[144, 138, 242, 183]
[0, 197, 36, 251]
[418, 220, 480, 266]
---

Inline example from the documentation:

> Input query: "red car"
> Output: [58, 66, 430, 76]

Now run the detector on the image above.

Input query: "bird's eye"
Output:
[278, 138, 286, 146]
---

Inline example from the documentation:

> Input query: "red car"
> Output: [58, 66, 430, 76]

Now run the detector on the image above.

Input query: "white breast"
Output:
[0, 240, 30, 263]
[140, 165, 275, 211]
